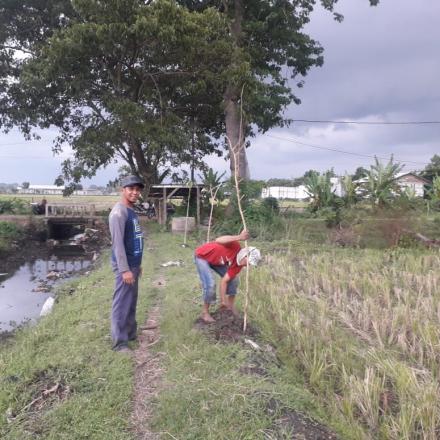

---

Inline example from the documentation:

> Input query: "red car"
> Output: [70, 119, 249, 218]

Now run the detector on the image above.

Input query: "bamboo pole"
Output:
[224, 84, 250, 331]
[229, 140, 250, 332]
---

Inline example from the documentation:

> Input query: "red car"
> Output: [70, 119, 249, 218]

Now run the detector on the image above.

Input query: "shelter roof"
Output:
[148, 184, 203, 199]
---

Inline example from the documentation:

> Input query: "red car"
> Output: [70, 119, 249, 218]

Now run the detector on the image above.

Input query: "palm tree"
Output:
[341, 173, 358, 207]
[364, 156, 403, 208]
[199, 168, 227, 241]
[199, 168, 226, 202]
[304, 171, 335, 211]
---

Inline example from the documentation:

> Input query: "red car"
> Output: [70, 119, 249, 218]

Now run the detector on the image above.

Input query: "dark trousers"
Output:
[111, 267, 140, 349]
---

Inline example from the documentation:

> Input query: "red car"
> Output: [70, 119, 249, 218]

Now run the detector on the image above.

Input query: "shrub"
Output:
[0, 221, 24, 255]
[261, 197, 279, 214]
[0, 198, 31, 214]
[0, 221, 23, 239]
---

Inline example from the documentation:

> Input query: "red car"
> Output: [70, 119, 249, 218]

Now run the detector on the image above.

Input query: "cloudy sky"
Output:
[1, 0, 439, 186]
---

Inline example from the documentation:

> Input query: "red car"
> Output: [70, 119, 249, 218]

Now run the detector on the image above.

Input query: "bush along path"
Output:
[0, 230, 341, 439]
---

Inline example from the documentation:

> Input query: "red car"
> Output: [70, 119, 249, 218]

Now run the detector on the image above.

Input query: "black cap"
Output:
[121, 175, 145, 189]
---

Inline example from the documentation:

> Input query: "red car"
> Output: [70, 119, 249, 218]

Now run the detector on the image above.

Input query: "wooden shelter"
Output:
[148, 184, 203, 226]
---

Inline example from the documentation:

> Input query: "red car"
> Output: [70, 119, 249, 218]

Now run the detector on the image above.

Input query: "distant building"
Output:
[355, 172, 429, 198]
[73, 189, 104, 196]
[394, 172, 429, 197]
[330, 177, 345, 197]
[17, 185, 105, 196]
[261, 186, 309, 200]
[262, 177, 345, 200]
[17, 184, 65, 195]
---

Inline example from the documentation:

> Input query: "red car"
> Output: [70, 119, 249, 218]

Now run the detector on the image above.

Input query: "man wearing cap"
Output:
[194, 230, 261, 323]
[109, 175, 145, 352]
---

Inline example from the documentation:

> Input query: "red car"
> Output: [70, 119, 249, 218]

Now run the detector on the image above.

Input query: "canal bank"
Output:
[0, 216, 109, 335]
[0, 223, 158, 440]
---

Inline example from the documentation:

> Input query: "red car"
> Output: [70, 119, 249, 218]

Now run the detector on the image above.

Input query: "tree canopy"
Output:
[180, 0, 380, 179]
[421, 154, 440, 182]
[1, 0, 380, 192]
[1, 0, 232, 194]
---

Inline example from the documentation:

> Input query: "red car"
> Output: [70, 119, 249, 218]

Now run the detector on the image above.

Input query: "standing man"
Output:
[194, 230, 261, 323]
[109, 175, 144, 352]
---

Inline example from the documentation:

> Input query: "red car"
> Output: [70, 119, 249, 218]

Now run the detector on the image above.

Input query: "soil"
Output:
[194, 307, 258, 342]
[267, 398, 339, 439]
[131, 275, 166, 440]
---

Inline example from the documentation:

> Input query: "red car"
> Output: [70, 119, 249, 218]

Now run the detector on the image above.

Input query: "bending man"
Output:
[194, 230, 261, 323]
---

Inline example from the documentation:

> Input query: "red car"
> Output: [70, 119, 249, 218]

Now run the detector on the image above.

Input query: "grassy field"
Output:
[278, 199, 309, 209]
[0, 194, 120, 203]
[1, 224, 439, 438]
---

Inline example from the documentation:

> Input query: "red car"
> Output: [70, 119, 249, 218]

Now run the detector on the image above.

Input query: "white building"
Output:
[262, 178, 345, 200]
[17, 184, 65, 195]
[355, 172, 429, 198]
[261, 185, 309, 200]
[394, 173, 429, 197]
[330, 177, 345, 197]
[17, 185, 105, 196]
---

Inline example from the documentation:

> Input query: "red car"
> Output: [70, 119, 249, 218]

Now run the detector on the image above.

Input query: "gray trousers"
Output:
[111, 267, 140, 349]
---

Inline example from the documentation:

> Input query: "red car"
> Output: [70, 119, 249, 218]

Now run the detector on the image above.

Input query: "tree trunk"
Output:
[224, 0, 250, 181]
[128, 138, 153, 197]
[225, 85, 250, 180]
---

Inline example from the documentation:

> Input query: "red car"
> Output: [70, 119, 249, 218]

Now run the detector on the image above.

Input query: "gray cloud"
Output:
[244, 0, 440, 179]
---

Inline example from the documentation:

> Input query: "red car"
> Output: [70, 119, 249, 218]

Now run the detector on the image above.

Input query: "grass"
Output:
[148, 232, 333, 439]
[0, 194, 119, 217]
[278, 200, 309, 209]
[0, 228, 336, 439]
[2, 223, 439, 438]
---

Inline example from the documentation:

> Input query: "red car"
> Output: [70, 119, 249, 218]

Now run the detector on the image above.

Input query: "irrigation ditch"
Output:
[0, 216, 109, 336]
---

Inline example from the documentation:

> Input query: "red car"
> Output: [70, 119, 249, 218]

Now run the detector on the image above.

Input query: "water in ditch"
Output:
[0, 245, 92, 333]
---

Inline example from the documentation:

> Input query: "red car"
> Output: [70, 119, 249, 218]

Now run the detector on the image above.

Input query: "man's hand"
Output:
[238, 230, 250, 241]
[219, 273, 231, 307]
[215, 230, 250, 245]
[122, 270, 135, 285]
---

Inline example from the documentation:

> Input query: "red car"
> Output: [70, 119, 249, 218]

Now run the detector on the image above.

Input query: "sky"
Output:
[1, 0, 439, 186]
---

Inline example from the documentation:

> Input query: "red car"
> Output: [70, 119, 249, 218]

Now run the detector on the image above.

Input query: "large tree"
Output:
[0, 0, 231, 194]
[1, 0, 380, 189]
[180, 0, 380, 180]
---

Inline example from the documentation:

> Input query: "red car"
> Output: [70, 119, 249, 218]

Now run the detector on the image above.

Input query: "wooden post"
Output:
[196, 185, 200, 226]
[157, 199, 163, 225]
[163, 186, 167, 226]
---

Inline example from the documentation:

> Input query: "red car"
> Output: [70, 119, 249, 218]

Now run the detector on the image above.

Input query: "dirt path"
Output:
[131, 276, 165, 440]
[129, 235, 338, 439]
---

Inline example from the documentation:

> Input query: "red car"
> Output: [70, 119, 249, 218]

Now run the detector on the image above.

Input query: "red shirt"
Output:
[195, 241, 243, 279]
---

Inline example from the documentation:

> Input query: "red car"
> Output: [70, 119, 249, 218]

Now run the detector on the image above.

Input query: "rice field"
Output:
[250, 244, 440, 439]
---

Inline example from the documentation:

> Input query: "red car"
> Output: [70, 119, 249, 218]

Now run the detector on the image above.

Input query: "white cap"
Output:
[236, 247, 261, 266]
